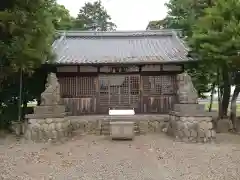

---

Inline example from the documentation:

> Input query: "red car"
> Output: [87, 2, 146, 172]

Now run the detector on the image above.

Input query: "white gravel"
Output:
[0, 133, 240, 180]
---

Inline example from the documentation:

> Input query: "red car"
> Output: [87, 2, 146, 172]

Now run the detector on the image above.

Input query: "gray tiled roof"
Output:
[52, 30, 189, 64]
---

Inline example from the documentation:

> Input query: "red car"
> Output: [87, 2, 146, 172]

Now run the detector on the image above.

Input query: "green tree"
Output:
[165, 0, 214, 36]
[0, 0, 56, 128]
[147, 0, 215, 98]
[146, 20, 166, 30]
[190, 0, 240, 122]
[73, 1, 116, 31]
[164, 0, 216, 100]
[50, 3, 75, 30]
[150, 0, 240, 118]
[0, 0, 55, 73]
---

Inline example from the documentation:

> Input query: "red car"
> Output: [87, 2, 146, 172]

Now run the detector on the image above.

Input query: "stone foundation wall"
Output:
[68, 115, 169, 135]
[167, 115, 216, 143]
[24, 118, 71, 142]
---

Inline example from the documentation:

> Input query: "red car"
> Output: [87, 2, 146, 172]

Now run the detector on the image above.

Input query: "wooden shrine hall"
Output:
[50, 30, 190, 115]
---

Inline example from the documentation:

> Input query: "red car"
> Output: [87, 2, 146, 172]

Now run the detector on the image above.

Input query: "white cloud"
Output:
[57, 0, 168, 30]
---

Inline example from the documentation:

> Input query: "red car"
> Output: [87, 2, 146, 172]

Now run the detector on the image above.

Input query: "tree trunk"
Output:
[217, 68, 222, 118]
[37, 98, 41, 106]
[221, 86, 231, 117]
[221, 69, 231, 118]
[209, 83, 215, 112]
[218, 86, 222, 118]
[22, 99, 28, 118]
[230, 85, 240, 130]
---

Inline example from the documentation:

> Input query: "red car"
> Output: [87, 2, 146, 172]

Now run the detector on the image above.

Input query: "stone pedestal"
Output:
[25, 117, 71, 141]
[167, 105, 216, 143]
[25, 105, 71, 142]
[167, 73, 216, 143]
[24, 73, 71, 142]
[110, 121, 134, 140]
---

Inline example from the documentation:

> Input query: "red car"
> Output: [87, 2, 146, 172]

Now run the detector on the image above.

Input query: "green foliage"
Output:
[148, 0, 240, 102]
[190, 0, 240, 68]
[146, 0, 215, 96]
[0, 0, 57, 128]
[165, 0, 214, 36]
[73, 1, 116, 31]
[0, 0, 55, 72]
[163, 0, 240, 116]
[188, 0, 240, 96]
[50, 3, 75, 30]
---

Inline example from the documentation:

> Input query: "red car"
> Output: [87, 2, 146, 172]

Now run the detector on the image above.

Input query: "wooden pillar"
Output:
[140, 76, 143, 113]
[95, 75, 99, 114]
[139, 66, 143, 113]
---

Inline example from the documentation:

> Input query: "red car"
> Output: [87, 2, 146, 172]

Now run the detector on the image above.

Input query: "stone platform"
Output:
[68, 114, 169, 135]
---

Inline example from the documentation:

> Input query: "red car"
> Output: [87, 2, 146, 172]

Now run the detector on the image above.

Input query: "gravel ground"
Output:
[0, 133, 240, 180]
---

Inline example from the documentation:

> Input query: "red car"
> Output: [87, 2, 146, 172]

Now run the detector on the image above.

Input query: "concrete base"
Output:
[110, 121, 134, 140]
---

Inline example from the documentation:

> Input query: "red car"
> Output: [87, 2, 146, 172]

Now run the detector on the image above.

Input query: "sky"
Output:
[57, 0, 169, 30]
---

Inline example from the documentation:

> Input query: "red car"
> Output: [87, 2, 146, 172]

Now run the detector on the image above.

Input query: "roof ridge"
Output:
[171, 31, 189, 52]
[56, 29, 181, 37]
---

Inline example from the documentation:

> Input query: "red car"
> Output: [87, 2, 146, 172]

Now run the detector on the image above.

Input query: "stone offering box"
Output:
[109, 109, 135, 140]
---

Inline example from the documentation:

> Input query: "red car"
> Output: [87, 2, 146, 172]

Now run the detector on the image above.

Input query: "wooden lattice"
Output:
[59, 76, 96, 97]
[58, 74, 177, 114]
[143, 75, 176, 95]
[142, 75, 177, 113]
[99, 75, 140, 112]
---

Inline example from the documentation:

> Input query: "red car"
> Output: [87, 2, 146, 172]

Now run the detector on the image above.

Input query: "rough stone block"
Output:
[197, 129, 205, 138]
[190, 129, 197, 138]
[216, 119, 232, 133]
[207, 122, 213, 129]
[139, 121, 148, 134]
[110, 121, 134, 140]
[174, 104, 205, 113]
[211, 130, 216, 138]
[52, 130, 58, 139]
[33, 105, 65, 115]
[183, 128, 190, 137]
[198, 121, 208, 130]
[56, 123, 62, 131]
[42, 123, 48, 132]
[206, 130, 212, 138]
[49, 123, 56, 130]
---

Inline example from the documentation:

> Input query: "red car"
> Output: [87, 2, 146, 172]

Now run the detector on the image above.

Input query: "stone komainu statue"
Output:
[41, 73, 61, 106]
[177, 73, 198, 104]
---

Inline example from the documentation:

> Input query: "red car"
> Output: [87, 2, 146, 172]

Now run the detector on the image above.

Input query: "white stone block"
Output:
[108, 109, 135, 115]
[110, 121, 134, 140]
